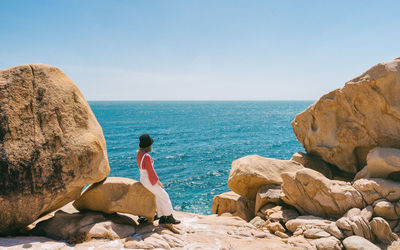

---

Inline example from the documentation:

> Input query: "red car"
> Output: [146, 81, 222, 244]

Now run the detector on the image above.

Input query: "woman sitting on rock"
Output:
[137, 134, 180, 225]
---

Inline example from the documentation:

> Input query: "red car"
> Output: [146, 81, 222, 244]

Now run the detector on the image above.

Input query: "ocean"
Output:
[89, 101, 313, 215]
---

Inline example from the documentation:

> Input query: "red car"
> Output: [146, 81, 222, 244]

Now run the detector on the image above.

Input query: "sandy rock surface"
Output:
[73, 177, 156, 221]
[0, 64, 110, 235]
[0, 207, 312, 250]
[228, 155, 302, 200]
[292, 57, 400, 174]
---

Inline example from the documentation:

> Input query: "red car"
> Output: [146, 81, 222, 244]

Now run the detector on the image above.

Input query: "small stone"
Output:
[342, 235, 380, 250]
[274, 231, 289, 238]
[266, 222, 285, 233]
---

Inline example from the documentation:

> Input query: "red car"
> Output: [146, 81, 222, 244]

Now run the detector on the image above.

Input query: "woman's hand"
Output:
[158, 180, 164, 188]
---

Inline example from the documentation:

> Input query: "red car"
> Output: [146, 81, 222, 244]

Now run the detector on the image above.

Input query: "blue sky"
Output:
[1, 0, 399, 100]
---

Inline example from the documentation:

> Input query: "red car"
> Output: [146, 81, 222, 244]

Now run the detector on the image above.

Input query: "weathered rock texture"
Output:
[228, 155, 302, 200]
[73, 177, 156, 221]
[292, 57, 400, 174]
[290, 152, 333, 179]
[211, 191, 255, 221]
[0, 64, 110, 235]
[355, 147, 400, 180]
[281, 168, 364, 218]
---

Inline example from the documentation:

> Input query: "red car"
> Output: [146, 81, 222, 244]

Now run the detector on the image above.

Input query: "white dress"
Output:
[139, 153, 174, 217]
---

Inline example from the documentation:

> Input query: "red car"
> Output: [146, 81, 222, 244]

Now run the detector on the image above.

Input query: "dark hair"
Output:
[139, 134, 154, 148]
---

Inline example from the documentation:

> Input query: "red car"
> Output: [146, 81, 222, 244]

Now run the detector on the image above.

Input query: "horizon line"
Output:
[87, 99, 316, 102]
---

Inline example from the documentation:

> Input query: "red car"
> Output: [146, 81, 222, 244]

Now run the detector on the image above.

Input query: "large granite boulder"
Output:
[355, 147, 400, 180]
[211, 191, 255, 222]
[0, 64, 110, 235]
[292, 57, 400, 174]
[228, 155, 303, 200]
[73, 177, 156, 221]
[353, 178, 400, 205]
[281, 168, 364, 218]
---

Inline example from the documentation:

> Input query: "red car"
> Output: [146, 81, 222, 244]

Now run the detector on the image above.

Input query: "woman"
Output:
[137, 134, 180, 224]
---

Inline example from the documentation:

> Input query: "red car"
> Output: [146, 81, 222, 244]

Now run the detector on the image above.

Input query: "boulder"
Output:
[281, 168, 364, 218]
[370, 217, 399, 245]
[292, 57, 400, 174]
[355, 147, 400, 180]
[211, 191, 255, 222]
[285, 216, 343, 240]
[342, 236, 380, 250]
[266, 222, 285, 233]
[228, 155, 303, 200]
[290, 152, 333, 179]
[373, 199, 398, 220]
[335, 207, 373, 240]
[73, 177, 156, 221]
[0, 64, 110, 235]
[353, 178, 400, 204]
[254, 184, 282, 213]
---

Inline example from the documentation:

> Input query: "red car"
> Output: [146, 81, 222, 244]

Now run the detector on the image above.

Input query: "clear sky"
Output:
[1, 1, 399, 101]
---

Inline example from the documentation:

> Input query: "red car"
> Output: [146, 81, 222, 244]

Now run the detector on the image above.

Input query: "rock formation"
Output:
[281, 168, 364, 218]
[228, 155, 302, 200]
[211, 191, 255, 222]
[0, 64, 110, 235]
[292, 57, 400, 174]
[355, 147, 400, 180]
[73, 177, 157, 221]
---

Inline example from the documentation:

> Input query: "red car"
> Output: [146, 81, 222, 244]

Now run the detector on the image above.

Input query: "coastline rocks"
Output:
[370, 217, 399, 244]
[292, 57, 400, 174]
[254, 184, 282, 213]
[0, 64, 110, 235]
[211, 191, 255, 222]
[335, 207, 373, 240]
[342, 236, 380, 250]
[73, 177, 156, 221]
[258, 204, 298, 223]
[353, 178, 400, 205]
[228, 155, 303, 200]
[290, 152, 333, 179]
[355, 147, 400, 180]
[285, 216, 343, 240]
[281, 168, 364, 218]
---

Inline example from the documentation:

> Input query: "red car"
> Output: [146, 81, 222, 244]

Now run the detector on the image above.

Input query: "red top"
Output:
[137, 151, 159, 185]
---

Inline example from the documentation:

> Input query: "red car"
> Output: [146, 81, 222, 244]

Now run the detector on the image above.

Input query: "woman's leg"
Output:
[144, 183, 173, 216]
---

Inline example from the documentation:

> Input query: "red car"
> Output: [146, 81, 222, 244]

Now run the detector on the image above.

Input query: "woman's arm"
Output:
[142, 155, 159, 185]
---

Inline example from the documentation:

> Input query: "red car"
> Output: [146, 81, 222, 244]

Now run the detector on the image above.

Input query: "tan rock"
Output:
[254, 184, 282, 213]
[0, 64, 110, 235]
[32, 210, 106, 240]
[266, 222, 285, 233]
[259, 204, 298, 223]
[274, 231, 289, 238]
[303, 228, 331, 238]
[228, 155, 303, 200]
[211, 191, 255, 222]
[78, 221, 136, 239]
[342, 235, 380, 250]
[292, 57, 400, 174]
[285, 216, 343, 240]
[353, 178, 400, 204]
[355, 147, 400, 180]
[309, 236, 342, 250]
[281, 168, 364, 218]
[373, 199, 398, 220]
[290, 152, 333, 179]
[73, 177, 156, 221]
[335, 207, 373, 241]
[248, 216, 265, 228]
[370, 217, 399, 245]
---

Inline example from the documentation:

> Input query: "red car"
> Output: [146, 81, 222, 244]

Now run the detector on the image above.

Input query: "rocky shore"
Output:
[1, 57, 400, 249]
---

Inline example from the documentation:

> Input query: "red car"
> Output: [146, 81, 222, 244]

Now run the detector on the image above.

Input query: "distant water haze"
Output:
[90, 101, 312, 214]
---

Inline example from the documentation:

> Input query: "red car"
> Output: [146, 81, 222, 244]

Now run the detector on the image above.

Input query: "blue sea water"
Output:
[89, 101, 313, 215]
